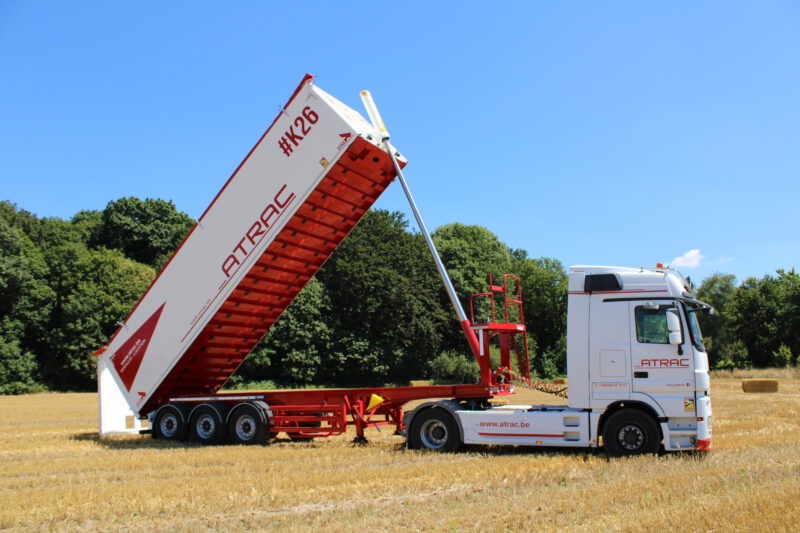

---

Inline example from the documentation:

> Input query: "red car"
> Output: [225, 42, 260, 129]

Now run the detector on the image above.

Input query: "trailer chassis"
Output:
[152, 383, 514, 444]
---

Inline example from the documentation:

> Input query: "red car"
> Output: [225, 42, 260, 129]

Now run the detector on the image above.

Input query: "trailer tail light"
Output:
[697, 417, 704, 421]
[696, 439, 712, 451]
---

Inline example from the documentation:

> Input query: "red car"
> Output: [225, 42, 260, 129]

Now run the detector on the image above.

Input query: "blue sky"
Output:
[1, 2, 798, 284]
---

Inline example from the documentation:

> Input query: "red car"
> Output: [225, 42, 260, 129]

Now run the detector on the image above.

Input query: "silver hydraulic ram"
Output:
[359, 90, 484, 366]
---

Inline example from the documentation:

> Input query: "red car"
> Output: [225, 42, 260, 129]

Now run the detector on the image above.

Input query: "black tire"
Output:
[407, 408, 461, 452]
[227, 402, 270, 445]
[152, 403, 189, 441]
[189, 403, 228, 445]
[602, 409, 661, 457]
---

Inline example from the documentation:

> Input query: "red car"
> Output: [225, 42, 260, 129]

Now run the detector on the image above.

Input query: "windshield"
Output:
[685, 304, 706, 352]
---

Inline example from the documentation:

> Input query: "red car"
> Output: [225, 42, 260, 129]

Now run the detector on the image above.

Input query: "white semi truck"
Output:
[405, 265, 713, 455]
[96, 75, 713, 456]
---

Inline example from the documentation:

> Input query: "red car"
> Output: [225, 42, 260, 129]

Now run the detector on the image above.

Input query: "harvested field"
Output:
[1, 374, 799, 532]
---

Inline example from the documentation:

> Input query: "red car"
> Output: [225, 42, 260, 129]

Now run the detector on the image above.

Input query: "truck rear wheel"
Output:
[227, 403, 270, 445]
[189, 403, 228, 445]
[408, 408, 460, 452]
[602, 409, 660, 457]
[153, 403, 189, 441]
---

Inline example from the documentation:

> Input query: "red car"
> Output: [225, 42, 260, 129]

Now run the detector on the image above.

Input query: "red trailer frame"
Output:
[169, 382, 513, 441]
[163, 272, 528, 443]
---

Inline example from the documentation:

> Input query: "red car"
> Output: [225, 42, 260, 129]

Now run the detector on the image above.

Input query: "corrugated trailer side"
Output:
[97, 75, 405, 416]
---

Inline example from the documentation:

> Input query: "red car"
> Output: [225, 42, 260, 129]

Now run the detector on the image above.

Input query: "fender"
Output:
[404, 400, 465, 441]
[226, 400, 273, 426]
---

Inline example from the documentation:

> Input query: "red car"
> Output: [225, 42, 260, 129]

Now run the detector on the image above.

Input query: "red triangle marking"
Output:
[339, 132, 352, 139]
[111, 303, 165, 391]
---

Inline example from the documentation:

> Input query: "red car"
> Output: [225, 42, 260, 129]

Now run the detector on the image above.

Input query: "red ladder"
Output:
[469, 274, 531, 384]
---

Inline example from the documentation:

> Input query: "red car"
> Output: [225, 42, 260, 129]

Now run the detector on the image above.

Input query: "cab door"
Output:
[629, 301, 694, 417]
[588, 298, 631, 408]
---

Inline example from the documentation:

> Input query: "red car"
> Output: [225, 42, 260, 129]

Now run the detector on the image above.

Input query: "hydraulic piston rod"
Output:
[359, 91, 484, 369]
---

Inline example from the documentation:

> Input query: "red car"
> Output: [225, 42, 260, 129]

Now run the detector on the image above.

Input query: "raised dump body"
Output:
[97, 75, 405, 416]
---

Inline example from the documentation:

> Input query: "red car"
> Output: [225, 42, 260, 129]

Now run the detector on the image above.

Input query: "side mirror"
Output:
[666, 309, 682, 345]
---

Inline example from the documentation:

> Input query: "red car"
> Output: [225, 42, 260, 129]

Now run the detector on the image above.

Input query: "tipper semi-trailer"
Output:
[97, 75, 713, 456]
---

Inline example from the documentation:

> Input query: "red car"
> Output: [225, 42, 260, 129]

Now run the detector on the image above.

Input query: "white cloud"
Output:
[671, 249, 704, 268]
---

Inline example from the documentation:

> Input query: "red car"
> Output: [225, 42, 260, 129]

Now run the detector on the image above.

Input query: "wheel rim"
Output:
[196, 414, 216, 440]
[419, 419, 448, 449]
[617, 423, 645, 451]
[160, 412, 179, 438]
[235, 414, 257, 440]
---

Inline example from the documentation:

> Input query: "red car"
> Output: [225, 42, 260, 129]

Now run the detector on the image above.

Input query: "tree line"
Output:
[0, 198, 797, 394]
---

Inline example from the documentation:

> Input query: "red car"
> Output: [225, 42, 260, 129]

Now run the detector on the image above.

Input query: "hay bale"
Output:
[553, 377, 567, 385]
[742, 379, 779, 393]
[409, 380, 431, 387]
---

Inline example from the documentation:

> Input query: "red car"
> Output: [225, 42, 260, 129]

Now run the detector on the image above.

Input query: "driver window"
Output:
[635, 306, 669, 344]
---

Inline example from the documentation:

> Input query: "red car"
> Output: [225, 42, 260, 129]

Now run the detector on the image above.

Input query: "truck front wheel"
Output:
[602, 409, 660, 457]
[408, 408, 460, 452]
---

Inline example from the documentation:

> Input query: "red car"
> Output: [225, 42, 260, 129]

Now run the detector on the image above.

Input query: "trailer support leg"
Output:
[345, 396, 369, 444]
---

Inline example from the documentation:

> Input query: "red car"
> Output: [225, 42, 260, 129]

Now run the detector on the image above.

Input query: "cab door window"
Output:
[634, 306, 670, 344]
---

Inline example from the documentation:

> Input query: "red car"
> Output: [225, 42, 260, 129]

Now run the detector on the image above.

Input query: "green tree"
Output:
[515, 256, 568, 353]
[427, 350, 480, 384]
[91, 197, 194, 268]
[772, 345, 793, 368]
[0, 218, 54, 391]
[774, 269, 800, 359]
[41, 247, 154, 390]
[0, 201, 40, 239]
[0, 333, 38, 394]
[317, 210, 449, 386]
[237, 278, 334, 386]
[696, 273, 738, 367]
[714, 339, 750, 369]
[432, 223, 515, 357]
[432, 223, 514, 300]
[727, 270, 800, 368]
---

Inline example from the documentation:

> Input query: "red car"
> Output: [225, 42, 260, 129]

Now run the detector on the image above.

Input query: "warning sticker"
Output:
[684, 398, 696, 412]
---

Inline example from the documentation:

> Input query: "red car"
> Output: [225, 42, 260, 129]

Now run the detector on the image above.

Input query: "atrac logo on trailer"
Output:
[278, 106, 319, 157]
[636, 358, 691, 369]
[220, 185, 296, 279]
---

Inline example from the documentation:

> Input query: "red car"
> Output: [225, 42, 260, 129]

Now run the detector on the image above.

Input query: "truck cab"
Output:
[406, 265, 713, 456]
[566, 265, 712, 453]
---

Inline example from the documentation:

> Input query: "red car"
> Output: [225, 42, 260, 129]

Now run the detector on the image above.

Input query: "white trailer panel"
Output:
[97, 75, 403, 415]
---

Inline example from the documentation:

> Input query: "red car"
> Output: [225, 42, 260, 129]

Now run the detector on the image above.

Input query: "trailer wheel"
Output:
[408, 408, 460, 452]
[602, 409, 660, 457]
[228, 403, 270, 445]
[153, 404, 189, 441]
[189, 403, 227, 445]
